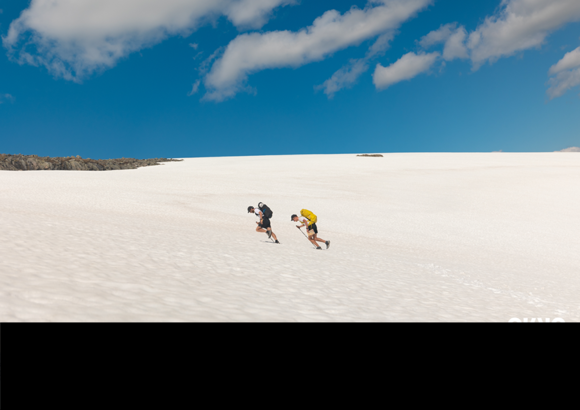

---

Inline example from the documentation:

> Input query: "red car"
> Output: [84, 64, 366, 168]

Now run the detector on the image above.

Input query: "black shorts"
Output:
[307, 223, 318, 234]
[259, 217, 271, 229]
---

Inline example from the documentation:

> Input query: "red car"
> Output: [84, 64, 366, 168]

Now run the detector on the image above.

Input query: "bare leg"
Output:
[267, 228, 278, 241]
[312, 234, 326, 243]
[308, 234, 319, 247]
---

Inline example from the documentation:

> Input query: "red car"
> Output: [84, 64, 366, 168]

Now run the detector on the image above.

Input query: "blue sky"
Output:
[1, 0, 579, 159]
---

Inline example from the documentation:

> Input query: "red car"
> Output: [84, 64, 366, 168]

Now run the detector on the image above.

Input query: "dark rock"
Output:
[357, 154, 384, 157]
[0, 154, 182, 171]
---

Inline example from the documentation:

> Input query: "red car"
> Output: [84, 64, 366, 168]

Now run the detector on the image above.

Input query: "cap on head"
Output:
[291, 214, 297, 221]
[248, 206, 254, 213]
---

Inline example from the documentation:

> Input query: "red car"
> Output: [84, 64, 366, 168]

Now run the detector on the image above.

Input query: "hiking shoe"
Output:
[275, 240, 280, 244]
[325, 241, 330, 249]
[316, 246, 322, 250]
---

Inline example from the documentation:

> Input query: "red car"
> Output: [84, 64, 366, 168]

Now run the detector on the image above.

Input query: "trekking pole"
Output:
[297, 226, 317, 248]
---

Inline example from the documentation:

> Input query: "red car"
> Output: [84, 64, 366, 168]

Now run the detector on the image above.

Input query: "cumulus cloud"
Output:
[373, 51, 439, 89]
[549, 46, 580, 75]
[547, 47, 580, 98]
[467, 0, 580, 68]
[325, 0, 580, 97]
[368, 23, 469, 94]
[467, 0, 580, 99]
[419, 23, 468, 61]
[417, 0, 580, 70]
[420, 23, 456, 48]
[227, 0, 297, 29]
[442, 26, 468, 61]
[409, 1, 580, 98]
[203, 0, 432, 101]
[2, 0, 293, 81]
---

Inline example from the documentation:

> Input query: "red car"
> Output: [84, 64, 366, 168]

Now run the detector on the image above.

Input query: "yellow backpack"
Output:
[300, 209, 317, 225]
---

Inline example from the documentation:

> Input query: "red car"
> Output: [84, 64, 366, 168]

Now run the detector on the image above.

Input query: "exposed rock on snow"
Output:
[0, 154, 181, 171]
[556, 147, 580, 152]
[357, 154, 384, 157]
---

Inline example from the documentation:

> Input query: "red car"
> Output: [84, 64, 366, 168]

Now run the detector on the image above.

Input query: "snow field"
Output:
[1, 153, 579, 321]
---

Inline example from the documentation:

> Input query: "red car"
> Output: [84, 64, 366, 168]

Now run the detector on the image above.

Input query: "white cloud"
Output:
[467, 0, 580, 68]
[188, 80, 201, 96]
[203, 0, 432, 101]
[318, 33, 392, 98]
[549, 46, 580, 75]
[318, 59, 370, 98]
[227, 0, 297, 29]
[198, 48, 223, 76]
[466, 0, 580, 99]
[2, 0, 293, 81]
[443, 26, 469, 61]
[0, 94, 15, 104]
[412, 1, 580, 98]
[417, 1, 580, 72]
[419, 23, 457, 49]
[547, 47, 580, 98]
[368, 23, 468, 93]
[419, 23, 468, 61]
[373, 51, 439, 89]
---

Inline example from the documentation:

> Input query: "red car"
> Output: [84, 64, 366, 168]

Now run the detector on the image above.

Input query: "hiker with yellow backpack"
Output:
[291, 209, 330, 250]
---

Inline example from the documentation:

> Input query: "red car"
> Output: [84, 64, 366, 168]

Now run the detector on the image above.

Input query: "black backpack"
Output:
[258, 202, 273, 218]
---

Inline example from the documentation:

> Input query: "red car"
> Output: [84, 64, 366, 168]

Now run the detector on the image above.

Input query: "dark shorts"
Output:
[307, 223, 318, 234]
[259, 217, 271, 229]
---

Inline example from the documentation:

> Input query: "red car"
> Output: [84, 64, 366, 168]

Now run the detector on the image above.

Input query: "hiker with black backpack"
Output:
[248, 203, 280, 244]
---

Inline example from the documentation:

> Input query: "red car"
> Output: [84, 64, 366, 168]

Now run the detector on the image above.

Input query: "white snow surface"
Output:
[1, 153, 579, 322]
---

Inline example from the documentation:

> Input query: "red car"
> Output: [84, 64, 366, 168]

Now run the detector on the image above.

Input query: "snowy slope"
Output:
[1, 153, 579, 321]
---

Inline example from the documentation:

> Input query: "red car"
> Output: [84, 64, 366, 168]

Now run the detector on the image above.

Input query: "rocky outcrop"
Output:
[556, 147, 580, 152]
[357, 154, 384, 157]
[0, 154, 182, 171]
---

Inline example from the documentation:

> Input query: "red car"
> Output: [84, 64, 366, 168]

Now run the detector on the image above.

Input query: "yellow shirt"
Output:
[300, 209, 317, 225]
